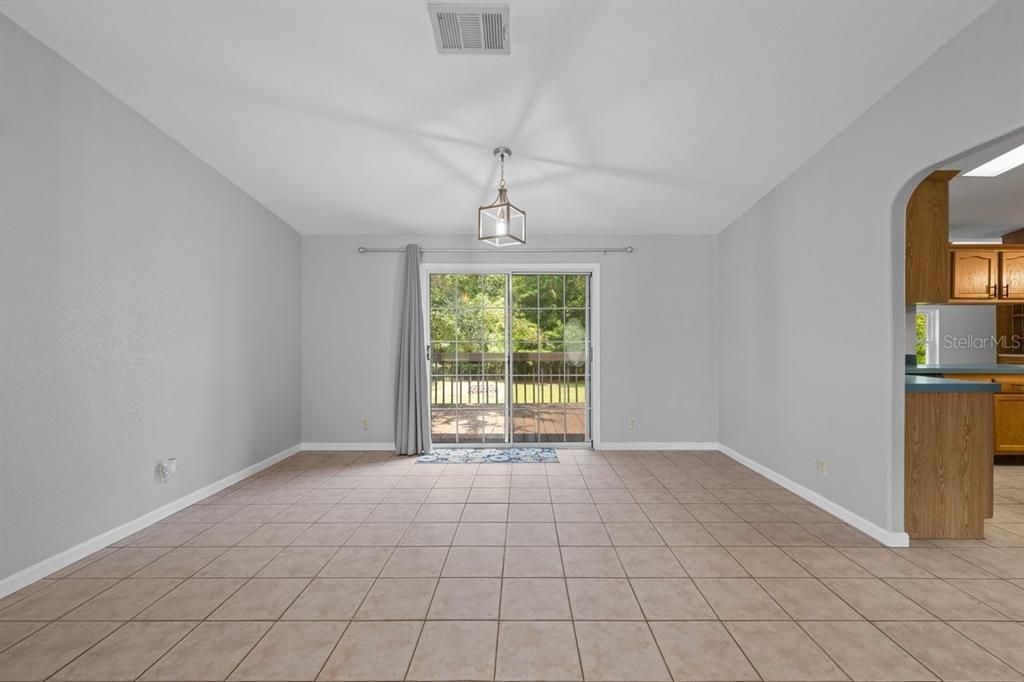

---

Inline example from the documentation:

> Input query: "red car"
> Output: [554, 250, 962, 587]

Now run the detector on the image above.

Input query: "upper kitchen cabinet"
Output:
[1000, 251, 1024, 300]
[951, 249, 999, 300]
[906, 170, 957, 304]
[948, 246, 1024, 302]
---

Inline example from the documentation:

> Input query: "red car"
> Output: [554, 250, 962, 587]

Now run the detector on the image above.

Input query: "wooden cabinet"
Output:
[942, 373, 1024, 455]
[905, 171, 956, 304]
[998, 354, 1024, 364]
[950, 250, 999, 300]
[905, 391, 993, 538]
[994, 394, 1024, 453]
[948, 248, 1024, 302]
[1001, 252, 1024, 300]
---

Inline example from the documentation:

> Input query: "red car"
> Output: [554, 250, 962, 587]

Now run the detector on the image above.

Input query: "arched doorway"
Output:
[895, 128, 1024, 541]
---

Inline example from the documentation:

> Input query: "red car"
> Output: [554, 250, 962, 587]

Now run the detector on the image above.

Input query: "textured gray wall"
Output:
[302, 234, 718, 446]
[918, 305, 997, 365]
[0, 16, 301, 581]
[717, 1, 1024, 534]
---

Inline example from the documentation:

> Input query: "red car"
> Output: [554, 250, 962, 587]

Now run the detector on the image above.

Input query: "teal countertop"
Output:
[907, 364, 1024, 375]
[905, 375, 1000, 393]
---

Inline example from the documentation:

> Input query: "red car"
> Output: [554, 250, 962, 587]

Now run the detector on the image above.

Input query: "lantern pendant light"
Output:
[478, 147, 526, 246]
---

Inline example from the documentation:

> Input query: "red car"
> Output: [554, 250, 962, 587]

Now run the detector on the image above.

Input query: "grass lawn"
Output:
[430, 380, 586, 405]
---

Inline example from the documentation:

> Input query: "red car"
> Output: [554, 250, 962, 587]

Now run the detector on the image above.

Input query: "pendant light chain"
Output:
[498, 152, 506, 189]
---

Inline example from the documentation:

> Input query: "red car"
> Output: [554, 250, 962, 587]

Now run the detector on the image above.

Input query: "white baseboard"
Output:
[301, 442, 395, 451]
[0, 443, 302, 600]
[716, 443, 909, 548]
[597, 442, 720, 451]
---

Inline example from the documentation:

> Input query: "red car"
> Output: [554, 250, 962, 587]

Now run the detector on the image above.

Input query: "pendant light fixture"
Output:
[478, 146, 525, 246]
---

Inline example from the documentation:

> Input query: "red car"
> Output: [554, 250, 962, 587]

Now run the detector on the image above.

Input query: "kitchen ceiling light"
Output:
[964, 142, 1024, 177]
[478, 147, 525, 246]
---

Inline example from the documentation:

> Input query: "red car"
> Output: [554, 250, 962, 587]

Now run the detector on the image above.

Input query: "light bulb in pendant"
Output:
[496, 208, 508, 235]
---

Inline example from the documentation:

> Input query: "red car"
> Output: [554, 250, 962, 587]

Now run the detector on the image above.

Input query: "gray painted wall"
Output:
[0, 16, 301, 581]
[931, 305, 997, 364]
[302, 234, 718, 446]
[903, 306, 997, 363]
[718, 0, 1024, 534]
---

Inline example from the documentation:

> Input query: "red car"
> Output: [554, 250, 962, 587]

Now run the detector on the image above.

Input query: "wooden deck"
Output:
[431, 404, 586, 443]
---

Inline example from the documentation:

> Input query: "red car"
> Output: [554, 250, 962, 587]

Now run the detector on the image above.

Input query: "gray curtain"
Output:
[395, 244, 431, 455]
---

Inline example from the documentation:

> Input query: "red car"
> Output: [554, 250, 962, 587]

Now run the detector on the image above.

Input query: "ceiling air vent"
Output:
[428, 3, 509, 55]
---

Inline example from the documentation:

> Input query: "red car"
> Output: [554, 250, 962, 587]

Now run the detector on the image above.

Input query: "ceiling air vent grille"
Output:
[428, 4, 509, 55]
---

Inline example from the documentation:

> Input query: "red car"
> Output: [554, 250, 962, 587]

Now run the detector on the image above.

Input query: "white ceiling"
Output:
[948, 133, 1024, 241]
[0, 0, 994, 236]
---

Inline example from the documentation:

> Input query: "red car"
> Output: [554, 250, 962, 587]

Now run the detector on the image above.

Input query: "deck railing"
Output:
[430, 351, 586, 406]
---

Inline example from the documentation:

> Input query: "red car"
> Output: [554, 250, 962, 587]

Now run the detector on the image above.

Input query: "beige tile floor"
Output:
[1, 450, 1023, 681]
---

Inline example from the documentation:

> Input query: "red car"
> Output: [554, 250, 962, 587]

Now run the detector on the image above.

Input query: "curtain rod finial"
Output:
[358, 247, 367, 253]
[626, 246, 634, 253]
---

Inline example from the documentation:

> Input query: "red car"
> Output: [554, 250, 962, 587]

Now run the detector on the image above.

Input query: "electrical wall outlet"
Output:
[361, 418, 369, 431]
[157, 458, 177, 483]
[816, 459, 827, 475]
[627, 417, 637, 431]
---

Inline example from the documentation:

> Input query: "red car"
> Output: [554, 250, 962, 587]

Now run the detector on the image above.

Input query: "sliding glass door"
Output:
[428, 273, 508, 444]
[510, 274, 589, 443]
[427, 271, 591, 445]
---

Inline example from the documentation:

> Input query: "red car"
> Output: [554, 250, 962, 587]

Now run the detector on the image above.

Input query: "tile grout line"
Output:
[142, 453, 325, 682]
[555, 455, 587, 682]
[123, 619, 201, 681]
[400, 457, 450, 682]
[658, 454, 770, 682]
[945, 620, 1024, 676]
[776, 559, 962, 680]
[187, 455, 322, 682]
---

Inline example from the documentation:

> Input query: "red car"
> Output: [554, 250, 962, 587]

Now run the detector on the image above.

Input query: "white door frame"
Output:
[420, 262, 601, 447]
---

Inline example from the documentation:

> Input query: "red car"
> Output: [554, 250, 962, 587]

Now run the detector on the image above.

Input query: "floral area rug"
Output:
[417, 447, 559, 463]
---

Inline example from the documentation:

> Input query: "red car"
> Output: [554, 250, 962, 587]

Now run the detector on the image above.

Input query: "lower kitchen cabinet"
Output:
[905, 391, 993, 538]
[994, 394, 1024, 454]
[941, 374, 1024, 456]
